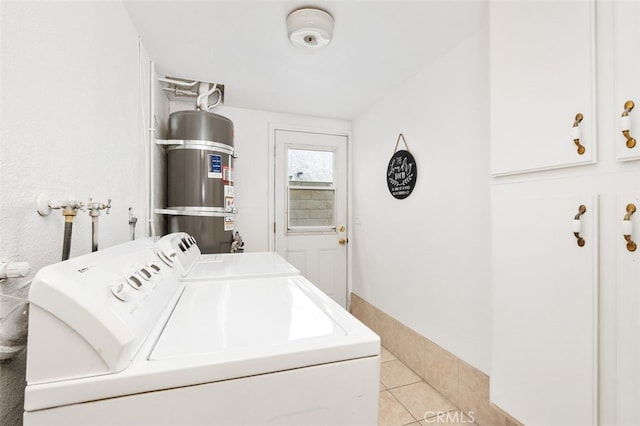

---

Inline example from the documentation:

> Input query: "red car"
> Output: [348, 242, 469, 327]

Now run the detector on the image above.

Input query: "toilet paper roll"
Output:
[622, 219, 633, 235]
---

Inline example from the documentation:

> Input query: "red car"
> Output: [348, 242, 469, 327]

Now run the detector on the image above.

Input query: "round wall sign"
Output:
[387, 149, 417, 199]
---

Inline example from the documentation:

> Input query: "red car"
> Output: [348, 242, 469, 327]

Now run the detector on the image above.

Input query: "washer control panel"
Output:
[28, 233, 201, 379]
[108, 259, 168, 304]
[154, 232, 201, 277]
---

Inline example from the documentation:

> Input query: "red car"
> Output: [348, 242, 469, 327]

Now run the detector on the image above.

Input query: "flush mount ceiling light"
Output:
[286, 7, 334, 49]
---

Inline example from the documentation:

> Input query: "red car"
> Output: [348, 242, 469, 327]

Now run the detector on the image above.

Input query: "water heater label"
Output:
[225, 184, 235, 210]
[224, 215, 235, 231]
[207, 154, 222, 179]
[223, 166, 233, 184]
[225, 197, 234, 209]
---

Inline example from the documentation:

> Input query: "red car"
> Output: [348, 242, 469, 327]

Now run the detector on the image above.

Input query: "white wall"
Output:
[168, 102, 351, 251]
[0, 2, 146, 424]
[351, 27, 491, 372]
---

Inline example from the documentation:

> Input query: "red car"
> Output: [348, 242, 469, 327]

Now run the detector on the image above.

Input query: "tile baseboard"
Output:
[350, 293, 523, 426]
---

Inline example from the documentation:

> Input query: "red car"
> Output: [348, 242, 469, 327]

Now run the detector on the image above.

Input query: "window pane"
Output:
[289, 188, 335, 227]
[287, 148, 335, 229]
[288, 149, 333, 184]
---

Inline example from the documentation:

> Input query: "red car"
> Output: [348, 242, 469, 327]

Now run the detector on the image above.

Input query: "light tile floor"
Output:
[379, 346, 477, 426]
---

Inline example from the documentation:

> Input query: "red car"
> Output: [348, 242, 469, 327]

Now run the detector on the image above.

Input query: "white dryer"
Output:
[24, 233, 380, 425]
[157, 233, 300, 281]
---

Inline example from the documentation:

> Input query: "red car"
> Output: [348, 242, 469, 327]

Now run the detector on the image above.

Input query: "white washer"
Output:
[24, 233, 380, 425]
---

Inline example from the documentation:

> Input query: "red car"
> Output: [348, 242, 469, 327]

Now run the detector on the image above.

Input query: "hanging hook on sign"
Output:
[393, 133, 410, 154]
[387, 133, 418, 200]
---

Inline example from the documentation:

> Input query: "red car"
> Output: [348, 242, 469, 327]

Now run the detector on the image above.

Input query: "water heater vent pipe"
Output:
[160, 76, 224, 111]
[158, 77, 198, 87]
[196, 82, 222, 111]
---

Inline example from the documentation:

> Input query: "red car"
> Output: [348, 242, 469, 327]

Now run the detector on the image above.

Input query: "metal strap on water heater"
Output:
[155, 206, 237, 217]
[156, 139, 239, 157]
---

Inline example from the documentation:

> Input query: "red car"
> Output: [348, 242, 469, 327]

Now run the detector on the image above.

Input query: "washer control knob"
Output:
[181, 237, 190, 248]
[111, 283, 128, 302]
[138, 267, 152, 281]
[157, 250, 177, 267]
[127, 275, 143, 290]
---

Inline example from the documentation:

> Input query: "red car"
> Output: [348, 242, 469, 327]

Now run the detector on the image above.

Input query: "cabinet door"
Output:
[616, 195, 640, 424]
[490, 1, 596, 176]
[614, 2, 640, 162]
[491, 195, 598, 425]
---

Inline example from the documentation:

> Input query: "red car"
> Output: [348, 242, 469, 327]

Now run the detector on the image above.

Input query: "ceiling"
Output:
[124, 1, 487, 120]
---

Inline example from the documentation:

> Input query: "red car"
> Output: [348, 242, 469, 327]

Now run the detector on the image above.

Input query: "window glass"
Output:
[287, 149, 335, 228]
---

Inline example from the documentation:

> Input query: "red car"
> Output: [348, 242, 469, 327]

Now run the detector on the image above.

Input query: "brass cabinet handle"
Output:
[573, 204, 587, 247]
[623, 203, 637, 252]
[572, 113, 585, 155]
[338, 238, 348, 245]
[620, 100, 636, 149]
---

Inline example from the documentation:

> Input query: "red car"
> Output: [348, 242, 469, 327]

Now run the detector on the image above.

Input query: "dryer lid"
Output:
[184, 252, 300, 281]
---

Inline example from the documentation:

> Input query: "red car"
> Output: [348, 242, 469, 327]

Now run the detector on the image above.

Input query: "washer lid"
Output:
[24, 275, 379, 413]
[149, 275, 376, 368]
[185, 252, 300, 281]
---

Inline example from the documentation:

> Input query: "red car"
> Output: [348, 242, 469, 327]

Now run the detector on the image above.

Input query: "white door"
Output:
[491, 194, 598, 425]
[274, 129, 348, 308]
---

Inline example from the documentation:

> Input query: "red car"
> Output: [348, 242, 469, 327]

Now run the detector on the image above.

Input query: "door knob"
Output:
[338, 238, 348, 245]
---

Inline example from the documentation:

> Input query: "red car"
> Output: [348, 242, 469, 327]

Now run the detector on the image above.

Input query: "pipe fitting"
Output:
[87, 199, 111, 252]
[0, 261, 30, 280]
[129, 207, 138, 241]
[63, 207, 78, 219]
[60, 201, 83, 261]
[37, 195, 84, 216]
[87, 198, 112, 217]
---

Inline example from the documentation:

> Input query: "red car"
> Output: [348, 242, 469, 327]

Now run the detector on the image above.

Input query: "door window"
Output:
[287, 148, 335, 230]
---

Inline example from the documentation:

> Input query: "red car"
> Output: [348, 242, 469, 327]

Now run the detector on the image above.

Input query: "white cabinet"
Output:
[490, 0, 596, 175]
[612, 4, 640, 420]
[491, 195, 598, 426]
[614, 1, 640, 162]
[616, 194, 640, 425]
[491, 2, 640, 424]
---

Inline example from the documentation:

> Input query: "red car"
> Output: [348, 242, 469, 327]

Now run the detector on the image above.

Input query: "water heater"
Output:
[164, 110, 236, 253]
